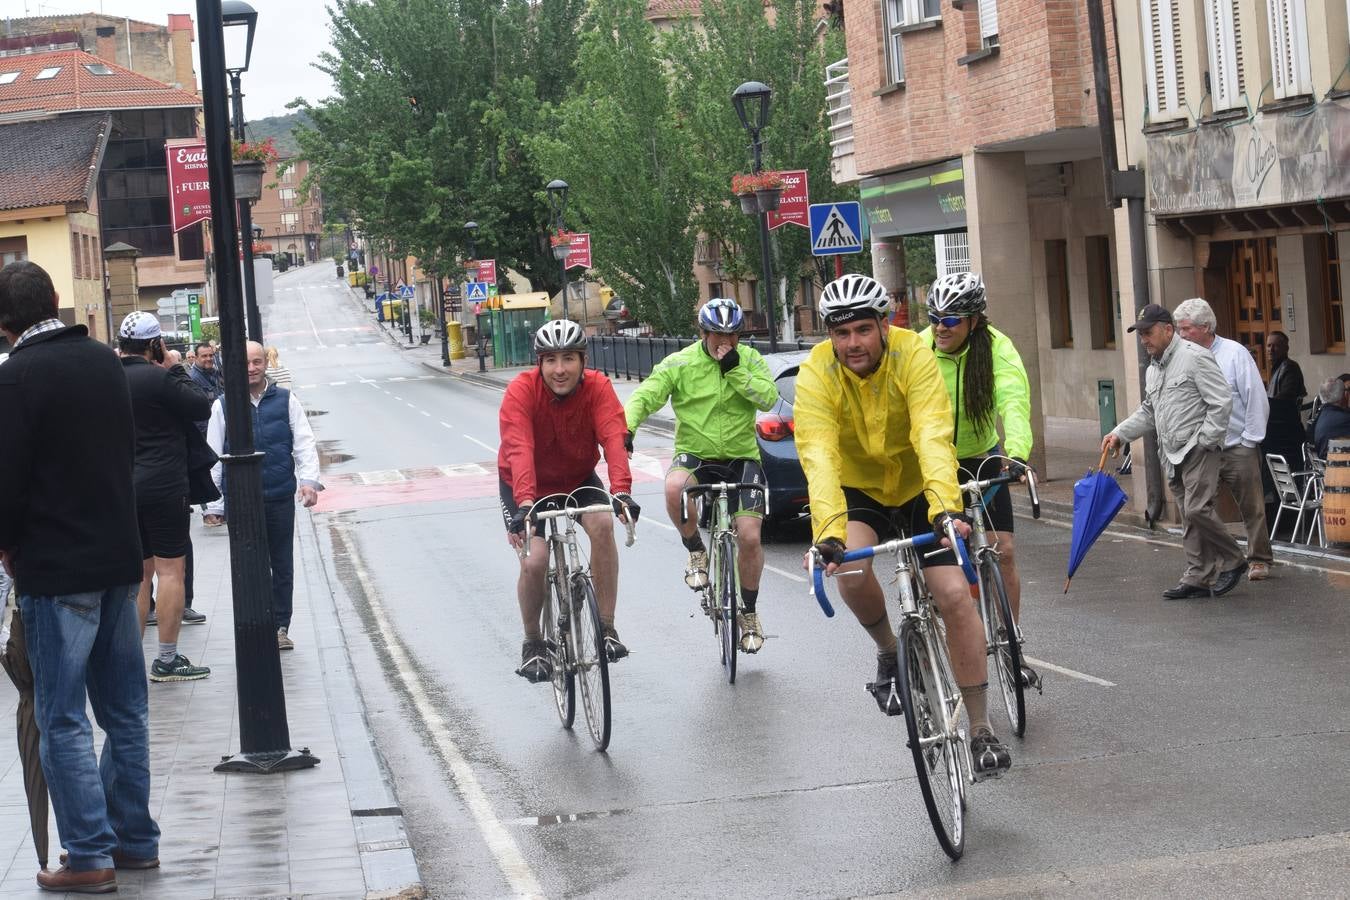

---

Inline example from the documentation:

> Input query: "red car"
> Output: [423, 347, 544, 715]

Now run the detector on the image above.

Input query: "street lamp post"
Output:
[546, 180, 570, 321]
[197, 0, 317, 774]
[223, 1, 264, 345]
[733, 81, 779, 353]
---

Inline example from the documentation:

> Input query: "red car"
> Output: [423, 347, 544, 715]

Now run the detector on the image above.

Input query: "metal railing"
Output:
[587, 334, 821, 381]
[825, 58, 854, 161]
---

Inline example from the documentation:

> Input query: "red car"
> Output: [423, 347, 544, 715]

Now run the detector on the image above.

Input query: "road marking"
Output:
[391, 395, 403, 401]
[440, 421, 454, 429]
[331, 527, 543, 898]
[421, 410, 431, 417]
[389, 376, 407, 382]
[764, 563, 807, 584]
[465, 434, 496, 453]
[405, 402, 417, 409]
[298, 285, 328, 348]
[329, 381, 347, 386]
[1022, 655, 1115, 687]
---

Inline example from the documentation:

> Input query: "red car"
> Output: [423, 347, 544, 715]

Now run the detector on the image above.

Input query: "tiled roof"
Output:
[0, 112, 110, 212]
[0, 48, 199, 116]
[645, 0, 703, 20]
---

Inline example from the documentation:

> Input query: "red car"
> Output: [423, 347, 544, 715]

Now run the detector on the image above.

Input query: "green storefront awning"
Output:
[860, 158, 967, 238]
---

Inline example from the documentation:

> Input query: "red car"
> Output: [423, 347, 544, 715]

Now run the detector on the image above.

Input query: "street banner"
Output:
[469, 258, 497, 283]
[165, 139, 211, 233]
[767, 169, 810, 230]
[566, 233, 592, 270]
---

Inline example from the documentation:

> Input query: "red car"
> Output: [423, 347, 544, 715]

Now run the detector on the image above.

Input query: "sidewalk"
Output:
[0, 514, 424, 899]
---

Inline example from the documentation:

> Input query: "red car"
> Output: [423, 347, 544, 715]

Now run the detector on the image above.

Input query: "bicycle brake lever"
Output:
[624, 520, 636, 548]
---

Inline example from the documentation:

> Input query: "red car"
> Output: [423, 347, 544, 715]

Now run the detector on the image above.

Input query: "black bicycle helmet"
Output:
[818, 273, 891, 327]
[926, 272, 987, 317]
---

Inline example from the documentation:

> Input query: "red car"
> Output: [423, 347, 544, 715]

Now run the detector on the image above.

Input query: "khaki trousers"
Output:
[1217, 444, 1273, 564]
[1167, 447, 1245, 587]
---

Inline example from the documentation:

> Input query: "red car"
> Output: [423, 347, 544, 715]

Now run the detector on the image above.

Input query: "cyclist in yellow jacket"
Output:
[796, 273, 1012, 779]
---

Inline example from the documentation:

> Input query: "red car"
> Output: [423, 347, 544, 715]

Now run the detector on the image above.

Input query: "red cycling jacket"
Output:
[498, 368, 632, 503]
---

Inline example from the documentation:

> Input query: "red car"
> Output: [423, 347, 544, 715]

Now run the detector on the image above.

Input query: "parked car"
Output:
[756, 350, 812, 523]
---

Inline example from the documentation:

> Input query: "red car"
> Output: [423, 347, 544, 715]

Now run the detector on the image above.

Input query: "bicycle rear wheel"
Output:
[542, 575, 574, 729]
[981, 558, 1025, 738]
[717, 531, 739, 684]
[897, 619, 965, 860]
[572, 575, 611, 751]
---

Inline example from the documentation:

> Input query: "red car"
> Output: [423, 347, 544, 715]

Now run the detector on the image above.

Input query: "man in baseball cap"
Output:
[1126, 303, 1173, 333]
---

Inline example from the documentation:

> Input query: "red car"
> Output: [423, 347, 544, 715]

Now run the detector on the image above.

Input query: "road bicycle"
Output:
[957, 456, 1041, 738]
[681, 474, 767, 684]
[809, 517, 979, 859]
[526, 492, 636, 751]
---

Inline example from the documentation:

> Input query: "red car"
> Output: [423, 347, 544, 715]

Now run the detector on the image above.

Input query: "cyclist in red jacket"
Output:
[498, 319, 640, 683]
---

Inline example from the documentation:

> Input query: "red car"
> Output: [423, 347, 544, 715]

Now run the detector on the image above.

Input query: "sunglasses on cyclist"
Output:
[927, 313, 969, 328]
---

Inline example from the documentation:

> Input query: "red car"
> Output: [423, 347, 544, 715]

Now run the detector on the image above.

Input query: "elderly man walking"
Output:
[1173, 298, 1273, 581]
[0, 261, 159, 893]
[1104, 304, 1247, 599]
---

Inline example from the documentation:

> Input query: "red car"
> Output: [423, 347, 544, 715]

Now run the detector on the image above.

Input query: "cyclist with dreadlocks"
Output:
[919, 272, 1039, 690]
[795, 273, 1013, 779]
[624, 298, 778, 653]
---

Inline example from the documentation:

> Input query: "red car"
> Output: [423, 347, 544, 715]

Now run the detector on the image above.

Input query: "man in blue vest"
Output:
[204, 341, 321, 651]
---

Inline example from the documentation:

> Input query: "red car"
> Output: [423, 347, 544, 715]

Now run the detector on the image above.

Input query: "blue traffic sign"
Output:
[809, 202, 864, 256]
[465, 281, 489, 303]
[397, 284, 415, 299]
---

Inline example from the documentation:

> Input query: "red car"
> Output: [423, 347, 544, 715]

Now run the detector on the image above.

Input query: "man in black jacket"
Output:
[0, 261, 159, 893]
[117, 311, 213, 683]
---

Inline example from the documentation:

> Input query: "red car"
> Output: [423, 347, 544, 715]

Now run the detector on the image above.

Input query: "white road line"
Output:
[298, 284, 328, 348]
[329, 381, 348, 386]
[643, 519, 675, 531]
[465, 434, 496, 453]
[440, 421, 454, 429]
[1022, 655, 1116, 687]
[764, 563, 807, 584]
[405, 402, 416, 409]
[332, 528, 544, 898]
[389, 376, 407, 382]
[421, 410, 432, 417]
[391, 395, 403, 401]
[298, 384, 317, 390]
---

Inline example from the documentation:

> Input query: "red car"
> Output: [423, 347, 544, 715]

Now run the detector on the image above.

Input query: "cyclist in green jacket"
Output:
[920, 272, 1038, 687]
[624, 298, 778, 652]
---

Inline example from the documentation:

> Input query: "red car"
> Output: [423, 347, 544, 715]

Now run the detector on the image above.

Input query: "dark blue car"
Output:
[756, 350, 812, 523]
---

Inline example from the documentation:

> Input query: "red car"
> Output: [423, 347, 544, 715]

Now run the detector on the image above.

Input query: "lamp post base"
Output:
[214, 747, 321, 775]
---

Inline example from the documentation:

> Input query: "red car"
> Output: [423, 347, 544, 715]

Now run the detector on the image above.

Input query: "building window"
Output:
[978, 0, 999, 48]
[71, 232, 83, 279]
[1046, 239, 1073, 348]
[881, 0, 938, 85]
[281, 212, 300, 231]
[1141, 0, 1187, 120]
[1086, 235, 1116, 350]
[279, 187, 296, 208]
[1, 237, 28, 267]
[1204, 0, 1245, 110]
[35, 67, 62, 80]
[83, 63, 113, 76]
[1318, 233, 1344, 353]
[0, 72, 19, 84]
[708, 280, 723, 300]
[1266, 0, 1311, 98]
[178, 224, 205, 261]
[280, 166, 294, 185]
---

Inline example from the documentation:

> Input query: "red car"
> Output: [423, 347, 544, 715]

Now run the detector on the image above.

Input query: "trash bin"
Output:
[447, 321, 466, 360]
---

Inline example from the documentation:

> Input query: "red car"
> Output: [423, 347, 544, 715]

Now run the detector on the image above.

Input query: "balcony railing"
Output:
[824, 57, 856, 184]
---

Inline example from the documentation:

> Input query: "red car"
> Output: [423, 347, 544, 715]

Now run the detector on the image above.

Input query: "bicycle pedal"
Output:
[865, 679, 904, 717]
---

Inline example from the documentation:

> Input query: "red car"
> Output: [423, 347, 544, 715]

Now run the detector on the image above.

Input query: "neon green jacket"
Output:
[624, 341, 778, 460]
[917, 324, 1033, 460]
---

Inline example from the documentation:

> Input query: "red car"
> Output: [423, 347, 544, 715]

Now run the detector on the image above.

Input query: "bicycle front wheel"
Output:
[897, 619, 965, 860]
[718, 532, 739, 684]
[981, 558, 1025, 738]
[542, 575, 574, 729]
[572, 576, 611, 751]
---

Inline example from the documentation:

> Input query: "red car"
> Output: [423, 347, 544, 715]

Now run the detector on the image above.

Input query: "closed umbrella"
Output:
[0, 609, 49, 868]
[1065, 448, 1129, 593]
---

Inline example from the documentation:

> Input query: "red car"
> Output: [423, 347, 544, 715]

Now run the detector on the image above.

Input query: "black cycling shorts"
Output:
[841, 487, 958, 569]
[669, 454, 766, 518]
[499, 473, 608, 539]
[138, 495, 190, 560]
[957, 454, 1015, 534]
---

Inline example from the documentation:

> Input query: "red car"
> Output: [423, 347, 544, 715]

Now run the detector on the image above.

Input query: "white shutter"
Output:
[1204, 0, 1243, 109]
[1267, 0, 1311, 98]
[934, 233, 971, 278]
[979, 0, 999, 43]
[1141, 0, 1186, 118]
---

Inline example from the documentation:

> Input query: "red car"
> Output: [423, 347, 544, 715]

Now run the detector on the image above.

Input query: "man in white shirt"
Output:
[1174, 298, 1273, 581]
[204, 341, 322, 649]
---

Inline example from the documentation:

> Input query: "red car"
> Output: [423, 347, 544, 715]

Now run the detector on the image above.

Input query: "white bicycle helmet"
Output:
[818, 273, 891, 327]
[926, 272, 987, 317]
[533, 318, 587, 354]
[698, 297, 744, 333]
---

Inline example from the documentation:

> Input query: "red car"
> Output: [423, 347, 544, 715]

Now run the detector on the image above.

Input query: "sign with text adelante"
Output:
[766, 169, 809, 230]
[468, 258, 497, 284]
[565, 233, 592, 270]
[165, 139, 212, 233]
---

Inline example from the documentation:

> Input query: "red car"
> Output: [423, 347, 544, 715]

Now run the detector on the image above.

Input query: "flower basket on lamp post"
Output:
[732, 172, 784, 217]
[232, 160, 265, 201]
[550, 229, 578, 262]
[738, 193, 759, 215]
[754, 187, 782, 211]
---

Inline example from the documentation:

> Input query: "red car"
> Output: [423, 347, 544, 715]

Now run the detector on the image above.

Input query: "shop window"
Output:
[1141, 0, 1187, 120]
[1266, 0, 1311, 99]
[1046, 239, 1073, 349]
[1086, 236, 1116, 350]
[1204, 0, 1245, 110]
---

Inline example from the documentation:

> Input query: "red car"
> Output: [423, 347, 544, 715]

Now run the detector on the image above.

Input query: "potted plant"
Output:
[419, 307, 438, 342]
[550, 229, 579, 262]
[732, 172, 785, 214]
[232, 137, 280, 202]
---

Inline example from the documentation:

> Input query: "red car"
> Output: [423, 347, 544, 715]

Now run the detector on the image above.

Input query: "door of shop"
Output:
[1227, 237, 1282, 378]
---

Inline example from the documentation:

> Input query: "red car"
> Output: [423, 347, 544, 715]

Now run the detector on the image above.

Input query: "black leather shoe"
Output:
[1162, 582, 1212, 600]
[1213, 561, 1248, 596]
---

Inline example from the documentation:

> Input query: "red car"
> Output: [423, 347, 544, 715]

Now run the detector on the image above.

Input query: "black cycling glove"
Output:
[1005, 457, 1033, 480]
[613, 492, 641, 523]
[623, 431, 635, 454]
[812, 537, 847, 567]
[508, 502, 534, 536]
[718, 347, 740, 373]
[931, 511, 972, 542]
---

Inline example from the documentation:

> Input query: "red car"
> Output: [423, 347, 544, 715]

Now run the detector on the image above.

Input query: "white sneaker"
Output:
[738, 613, 764, 653]
[277, 627, 294, 651]
[684, 550, 709, 589]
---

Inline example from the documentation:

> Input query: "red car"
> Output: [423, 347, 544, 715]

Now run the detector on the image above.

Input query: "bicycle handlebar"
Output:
[679, 482, 766, 525]
[522, 502, 638, 556]
[807, 526, 977, 617]
[959, 466, 1041, 520]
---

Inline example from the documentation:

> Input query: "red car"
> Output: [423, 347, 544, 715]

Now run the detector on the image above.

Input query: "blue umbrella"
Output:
[1065, 448, 1128, 592]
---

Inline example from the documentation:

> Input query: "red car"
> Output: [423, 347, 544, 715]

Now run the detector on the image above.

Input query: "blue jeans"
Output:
[264, 498, 295, 629]
[20, 585, 159, 870]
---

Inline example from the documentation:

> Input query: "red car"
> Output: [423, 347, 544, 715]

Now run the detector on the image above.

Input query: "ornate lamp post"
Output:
[223, 0, 264, 344]
[196, 0, 317, 774]
[546, 179, 571, 321]
[732, 81, 779, 353]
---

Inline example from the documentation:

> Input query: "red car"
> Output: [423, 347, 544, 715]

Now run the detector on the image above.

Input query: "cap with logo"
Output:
[1127, 303, 1173, 333]
[119, 310, 161, 340]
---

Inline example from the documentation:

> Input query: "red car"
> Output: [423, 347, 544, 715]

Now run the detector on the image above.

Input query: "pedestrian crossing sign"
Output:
[809, 202, 864, 256]
[465, 281, 489, 303]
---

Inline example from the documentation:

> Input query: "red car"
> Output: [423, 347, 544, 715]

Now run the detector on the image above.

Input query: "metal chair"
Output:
[1265, 453, 1324, 547]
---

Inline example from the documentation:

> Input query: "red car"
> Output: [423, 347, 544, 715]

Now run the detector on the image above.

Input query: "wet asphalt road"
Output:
[269, 263, 1350, 898]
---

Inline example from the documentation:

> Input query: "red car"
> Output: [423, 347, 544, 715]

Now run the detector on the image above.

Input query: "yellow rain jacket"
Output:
[795, 327, 962, 544]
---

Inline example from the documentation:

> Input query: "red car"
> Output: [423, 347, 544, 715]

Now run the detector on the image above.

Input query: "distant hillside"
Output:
[244, 111, 312, 158]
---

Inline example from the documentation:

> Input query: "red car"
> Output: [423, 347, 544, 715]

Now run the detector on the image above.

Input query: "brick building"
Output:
[1, 12, 197, 93]
[251, 158, 325, 267]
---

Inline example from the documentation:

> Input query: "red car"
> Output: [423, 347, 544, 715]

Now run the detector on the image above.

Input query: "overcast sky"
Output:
[7, 0, 336, 117]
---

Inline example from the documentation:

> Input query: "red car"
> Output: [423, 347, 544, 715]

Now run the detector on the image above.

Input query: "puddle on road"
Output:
[317, 439, 354, 469]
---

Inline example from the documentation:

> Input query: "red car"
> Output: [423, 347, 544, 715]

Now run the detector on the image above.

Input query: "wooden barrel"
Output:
[1327, 438, 1350, 548]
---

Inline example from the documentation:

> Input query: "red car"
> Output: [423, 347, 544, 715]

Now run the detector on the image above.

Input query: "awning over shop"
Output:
[860, 158, 966, 239]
